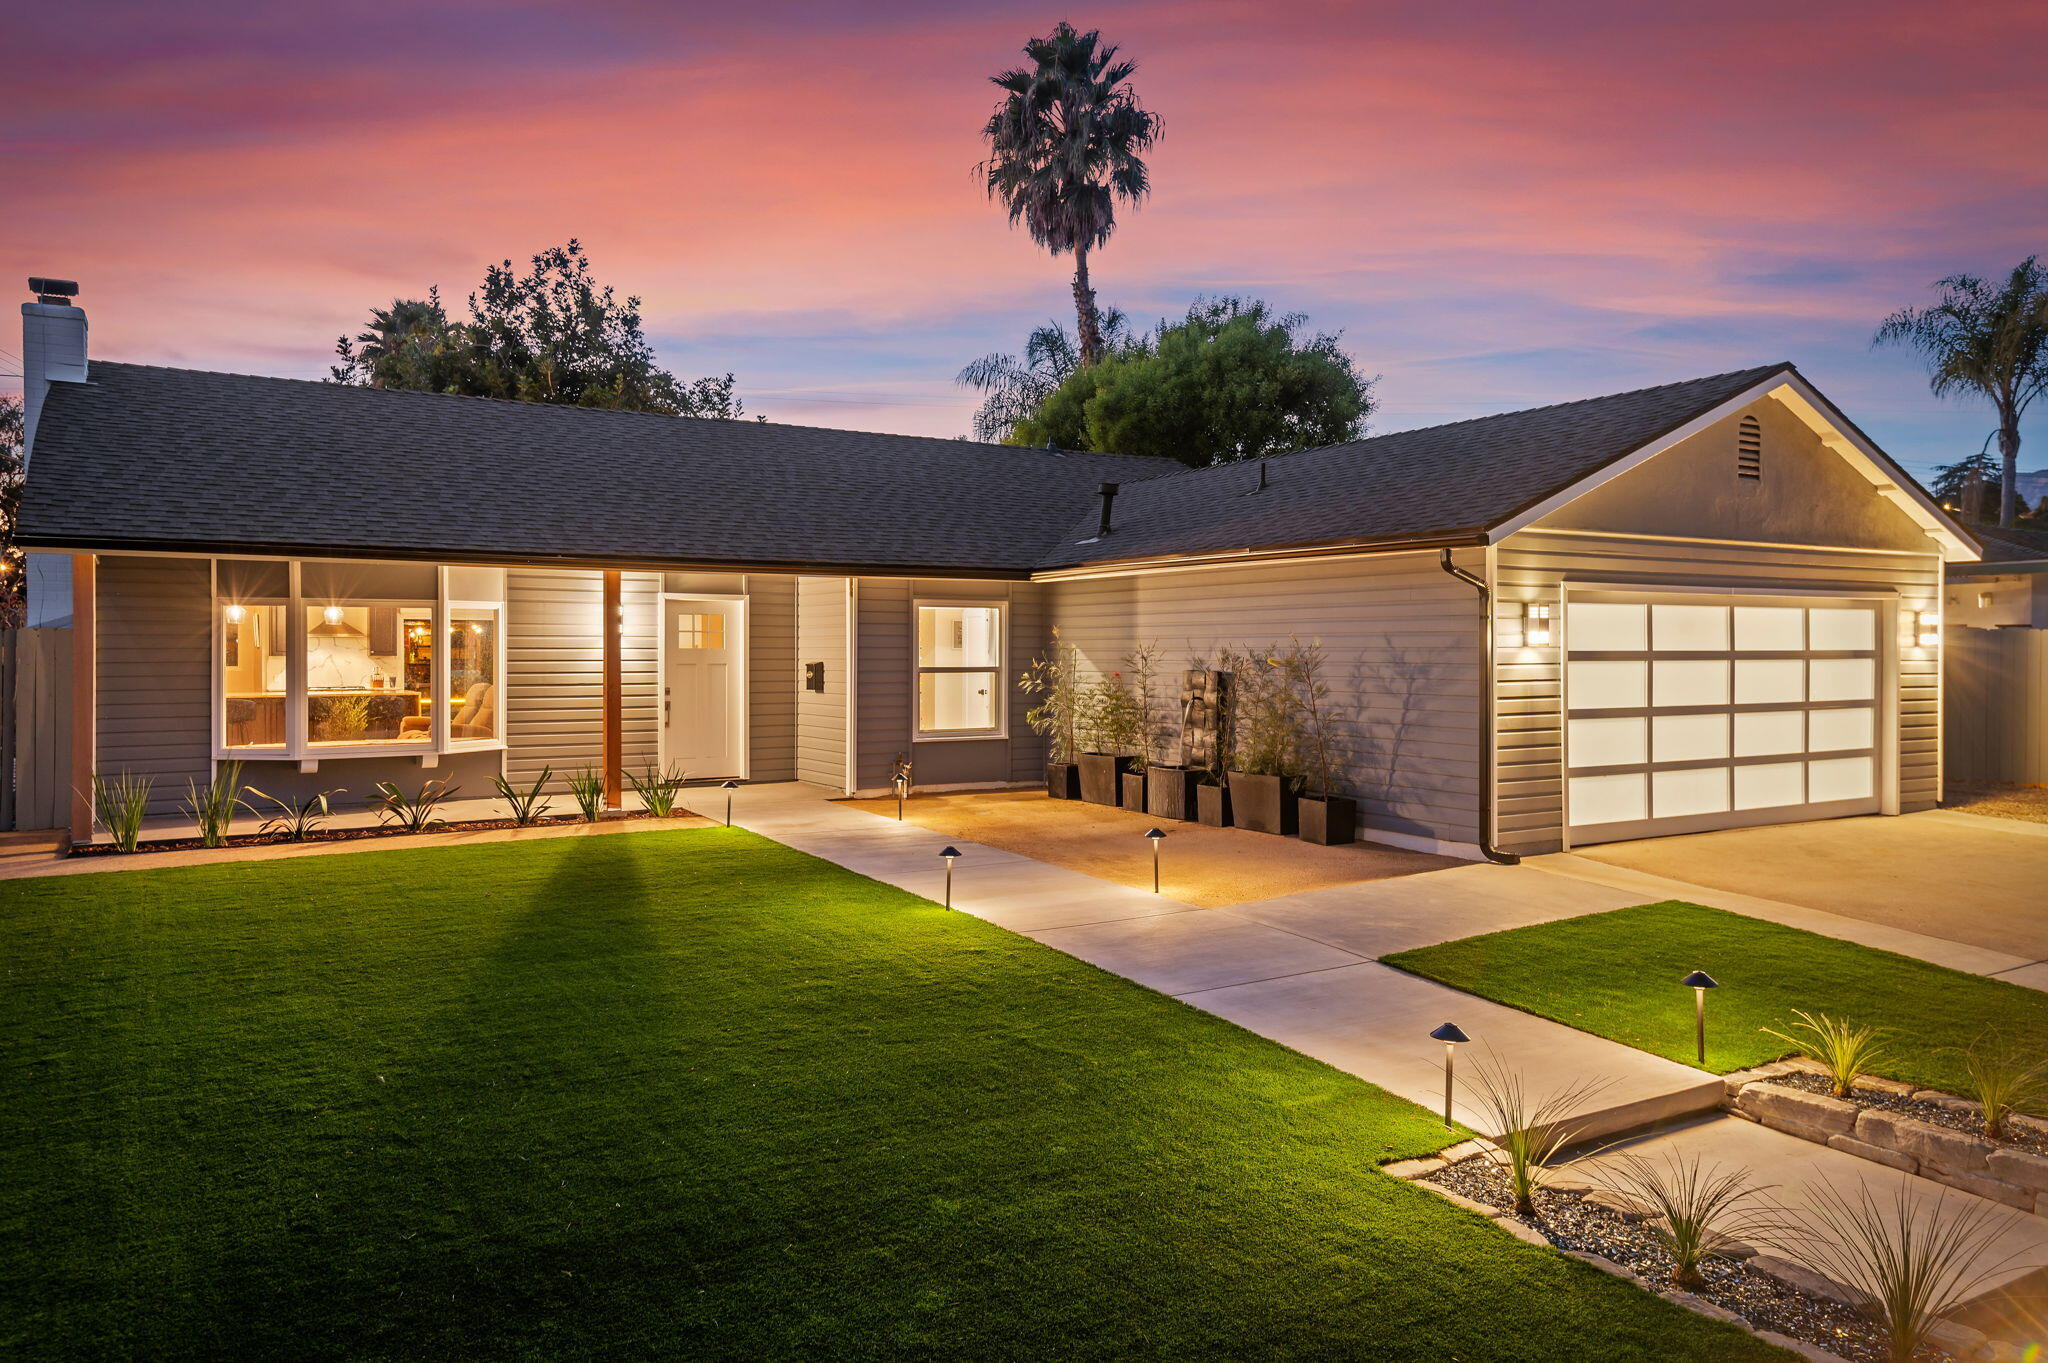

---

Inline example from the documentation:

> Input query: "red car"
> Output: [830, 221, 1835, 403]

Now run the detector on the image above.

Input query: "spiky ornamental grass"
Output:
[371, 778, 458, 834]
[1761, 1010, 1890, 1098]
[89, 770, 153, 851]
[181, 762, 249, 849]
[565, 766, 606, 822]
[246, 786, 343, 841]
[1463, 1050, 1609, 1219]
[1589, 1151, 1783, 1291]
[491, 766, 555, 826]
[1958, 1035, 2048, 1140]
[625, 763, 689, 818]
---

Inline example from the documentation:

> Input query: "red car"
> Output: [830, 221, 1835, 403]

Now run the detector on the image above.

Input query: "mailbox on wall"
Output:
[804, 661, 826, 692]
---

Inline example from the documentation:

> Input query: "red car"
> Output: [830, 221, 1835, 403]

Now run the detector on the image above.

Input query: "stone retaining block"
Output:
[1825, 1133, 1918, 1174]
[1853, 1109, 1993, 1174]
[1734, 1083, 1858, 1141]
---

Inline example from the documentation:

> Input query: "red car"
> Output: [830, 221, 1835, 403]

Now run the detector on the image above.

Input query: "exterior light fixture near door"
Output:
[1914, 611, 1940, 647]
[1520, 601, 1553, 648]
[1429, 1022, 1469, 1127]
[224, 603, 246, 623]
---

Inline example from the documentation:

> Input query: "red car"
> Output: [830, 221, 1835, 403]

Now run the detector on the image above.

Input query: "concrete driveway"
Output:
[1571, 810, 2048, 963]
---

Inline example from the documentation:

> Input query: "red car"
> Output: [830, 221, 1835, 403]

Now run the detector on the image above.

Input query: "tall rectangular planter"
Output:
[1226, 770, 1298, 836]
[1120, 770, 1147, 811]
[1077, 753, 1132, 807]
[1298, 794, 1357, 846]
[1047, 763, 1081, 800]
[1146, 766, 1201, 822]
[1195, 781, 1232, 828]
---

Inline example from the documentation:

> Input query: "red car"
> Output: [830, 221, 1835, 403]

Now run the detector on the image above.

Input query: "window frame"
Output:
[911, 598, 1007, 741]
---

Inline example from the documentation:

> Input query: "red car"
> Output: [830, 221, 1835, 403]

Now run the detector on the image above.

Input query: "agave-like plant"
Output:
[626, 763, 689, 818]
[89, 770, 154, 852]
[1958, 1034, 2048, 1140]
[491, 767, 554, 826]
[1762, 1010, 1890, 1099]
[565, 766, 606, 823]
[1463, 1051, 1610, 1219]
[372, 779, 458, 834]
[1781, 1181, 2036, 1363]
[181, 761, 249, 849]
[1587, 1150, 1782, 1291]
[246, 787, 344, 842]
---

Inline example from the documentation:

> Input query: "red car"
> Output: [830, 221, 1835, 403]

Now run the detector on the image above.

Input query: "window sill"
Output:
[914, 731, 1010, 744]
[216, 741, 507, 762]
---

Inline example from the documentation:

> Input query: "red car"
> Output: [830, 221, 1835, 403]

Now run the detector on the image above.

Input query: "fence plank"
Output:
[1945, 629, 2048, 785]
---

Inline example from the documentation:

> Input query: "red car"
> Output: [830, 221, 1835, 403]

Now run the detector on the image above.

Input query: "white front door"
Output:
[1563, 595, 1886, 844]
[663, 598, 744, 779]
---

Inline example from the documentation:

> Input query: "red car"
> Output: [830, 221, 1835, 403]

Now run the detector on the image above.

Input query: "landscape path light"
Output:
[1429, 1022, 1469, 1127]
[939, 846, 962, 908]
[720, 779, 740, 827]
[1681, 970, 1719, 1067]
[1145, 828, 1166, 893]
[892, 771, 909, 820]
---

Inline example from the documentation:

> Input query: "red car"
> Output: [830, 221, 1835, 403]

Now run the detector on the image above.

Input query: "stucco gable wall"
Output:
[1531, 396, 1934, 553]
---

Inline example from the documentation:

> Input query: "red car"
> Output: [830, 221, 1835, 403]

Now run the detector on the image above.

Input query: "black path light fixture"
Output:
[892, 770, 909, 820]
[1145, 828, 1166, 893]
[720, 778, 740, 827]
[1429, 1022, 1469, 1127]
[1682, 970, 1719, 1066]
[939, 846, 962, 908]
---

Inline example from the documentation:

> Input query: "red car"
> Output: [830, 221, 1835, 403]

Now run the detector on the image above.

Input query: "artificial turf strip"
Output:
[0, 833, 1784, 1363]
[1384, 900, 2048, 1095]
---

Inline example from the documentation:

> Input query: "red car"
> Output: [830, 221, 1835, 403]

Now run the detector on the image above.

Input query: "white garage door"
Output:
[1563, 597, 1885, 844]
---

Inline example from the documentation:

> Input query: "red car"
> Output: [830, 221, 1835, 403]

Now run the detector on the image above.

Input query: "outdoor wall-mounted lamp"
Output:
[1681, 970, 1719, 1066]
[1520, 601, 1554, 648]
[720, 778, 740, 826]
[1145, 828, 1166, 893]
[892, 771, 909, 820]
[939, 845, 962, 907]
[1914, 611, 1940, 647]
[1429, 1022, 1469, 1127]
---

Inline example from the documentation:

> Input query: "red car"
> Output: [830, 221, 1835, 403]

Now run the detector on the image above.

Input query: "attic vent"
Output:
[1736, 415, 1762, 481]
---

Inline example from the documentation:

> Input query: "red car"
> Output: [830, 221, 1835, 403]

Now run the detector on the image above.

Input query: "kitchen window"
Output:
[916, 603, 1003, 737]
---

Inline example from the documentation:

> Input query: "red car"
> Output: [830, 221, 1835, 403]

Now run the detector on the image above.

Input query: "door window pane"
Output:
[675, 612, 725, 650]
[1809, 608, 1875, 651]
[1653, 713, 1729, 763]
[1568, 660, 1647, 709]
[1653, 767, 1731, 818]
[1567, 717, 1646, 769]
[222, 603, 286, 749]
[449, 610, 499, 741]
[1808, 756, 1874, 802]
[306, 604, 435, 745]
[1807, 707, 1874, 753]
[1733, 710, 1805, 757]
[1653, 659, 1729, 707]
[1652, 605, 1729, 651]
[1734, 762, 1805, 810]
[1735, 659, 1805, 705]
[1570, 773, 1646, 825]
[1568, 603, 1647, 650]
[1733, 607, 1804, 651]
[919, 671, 997, 733]
[1809, 658, 1875, 702]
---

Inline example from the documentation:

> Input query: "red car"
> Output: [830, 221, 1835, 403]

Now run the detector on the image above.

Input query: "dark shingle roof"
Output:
[1036, 364, 1794, 567]
[1963, 524, 2048, 564]
[17, 363, 1175, 575]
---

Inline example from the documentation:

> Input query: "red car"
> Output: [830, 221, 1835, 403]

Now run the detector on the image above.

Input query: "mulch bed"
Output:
[1423, 1156, 1955, 1363]
[70, 809, 691, 858]
[1763, 1071, 2048, 1157]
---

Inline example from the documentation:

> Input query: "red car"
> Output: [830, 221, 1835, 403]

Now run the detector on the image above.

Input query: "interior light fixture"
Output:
[1521, 601, 1554, 648]
[323, 605, 345, 624]
[224, 603, 246, 623]
[1914, 611, 1940, 647]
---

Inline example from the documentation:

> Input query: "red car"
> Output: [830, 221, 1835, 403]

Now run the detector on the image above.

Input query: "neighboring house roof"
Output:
[16, 362, 1175, 576]
[1956, 524, 2048, 568]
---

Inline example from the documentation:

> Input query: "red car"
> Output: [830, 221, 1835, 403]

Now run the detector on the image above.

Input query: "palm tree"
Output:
[980, 23, 1159, 367]
[956, 309, 1130, 442]
[1876, 257, 2048, 527]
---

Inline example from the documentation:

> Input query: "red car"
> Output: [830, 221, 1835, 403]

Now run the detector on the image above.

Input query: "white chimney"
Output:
[21, 277, 87, 469]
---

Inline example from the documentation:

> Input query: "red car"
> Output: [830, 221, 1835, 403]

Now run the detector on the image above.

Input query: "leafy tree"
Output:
[1012, 298, 1375, 466]
[957, 309, 1130, 442]
[333, 241, 744, 418]
[0, 395, 20, 628]
[980, 23, 1160, 367]
[1876, 257, 2048, 527]
[1927, 449, 2031, 522]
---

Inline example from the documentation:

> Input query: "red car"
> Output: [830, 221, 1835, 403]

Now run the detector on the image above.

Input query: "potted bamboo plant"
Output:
[1141, 649, 1205, 823]
[1075, 670, 1142, 807]
[1282, 639, 1356, 845]
[1019, 630, 1082, 798]
[1222, 646, 1299, 835]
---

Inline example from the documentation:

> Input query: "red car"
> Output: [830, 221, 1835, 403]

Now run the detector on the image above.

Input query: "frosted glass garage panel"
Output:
[1809, 658, 1876, 702]
[1808, 756, 1874, 802]
[1653, 660, 1729, 707]
[1653, 767, 1730, 818]
[1735, 659, 1805, 705]
[1567, 717, 1647, 769]
[1733, 607, 1805, 651]
[1568, 603, 1648, 651]
[1807, 707, 1875, 753]
[1809, 608, 1876, 651]
[1568, 661, 1647, 710]
[1734, 762, 1805, 810]
[1733, 710, 1805, 757]
[1569, 773, 1646, 826]
[1651, 605, 1729, 651]
[1652, 713, 1728, 763]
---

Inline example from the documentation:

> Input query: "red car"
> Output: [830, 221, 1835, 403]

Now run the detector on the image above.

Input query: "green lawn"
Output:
[0, 833, 1784, 1362]
[1385, 900, 2048, 1095]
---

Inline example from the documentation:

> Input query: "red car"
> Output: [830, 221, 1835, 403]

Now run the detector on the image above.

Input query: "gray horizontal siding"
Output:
[795, 576, 847, 790]
[96, 556, 212, 814]
[504, 568, 657, 788]
[747, 575, 797, 781]
[854, 578, 913, 791]
[1044, 553, 1485, 846]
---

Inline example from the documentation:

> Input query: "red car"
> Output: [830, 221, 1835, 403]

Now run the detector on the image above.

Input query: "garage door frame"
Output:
[1557, 582, 1900, 849]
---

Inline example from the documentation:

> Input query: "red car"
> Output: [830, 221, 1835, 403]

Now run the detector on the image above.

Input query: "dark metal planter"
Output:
[1077, 753, 1133, 806]
[1047, 762, 1081, 800]
[1195, 781, 1232, 828]
[1119, 770, 1148, 811]
[1145, 765, 1202, 822]
[1297, 793, 1357, 846]
[1226, 770, 1299, 836]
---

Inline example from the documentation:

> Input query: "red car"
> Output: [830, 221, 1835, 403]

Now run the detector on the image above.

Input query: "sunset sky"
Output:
[7, 0, 2046, 482]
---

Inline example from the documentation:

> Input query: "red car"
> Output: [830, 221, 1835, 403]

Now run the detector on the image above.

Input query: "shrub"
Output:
[372, 779, 458, 834]
[626, 763, 689, 818]
[1463, 1051, 1608, 1219]
[247, 787, 343, 842]
[492, 767, 554, 826]
[566, 766, 606, 822]
[89, 770, 153, 852]
[1762, 1010, 1890, 1099]
[1957, 1034, 2048, 1140]
[1277, 637, 1342, 795]
[181, 762, 249, 849]
[1218, 645, 1296, 778]
[1076, 672, 1144, 755]
[1588, 1150, 1780, 1291]
[1018, 629, 1081, 764]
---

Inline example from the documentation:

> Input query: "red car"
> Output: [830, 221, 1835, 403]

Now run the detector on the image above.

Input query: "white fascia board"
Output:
[1486, 369, 1981, 563]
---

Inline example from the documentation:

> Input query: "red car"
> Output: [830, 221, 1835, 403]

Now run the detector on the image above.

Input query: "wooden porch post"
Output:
[68, 553, 96, 844]
[603, 569, 622, 809]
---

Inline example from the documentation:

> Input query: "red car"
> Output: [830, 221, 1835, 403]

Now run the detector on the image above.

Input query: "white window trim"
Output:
[911, 598, 1008, 741]
[210, 557, 508, 761]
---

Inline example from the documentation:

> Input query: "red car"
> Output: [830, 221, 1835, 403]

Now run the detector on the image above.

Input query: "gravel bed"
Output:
[70, 809, 678, 858]
[1764, 1071, 2048, 1157]
[1422, 1156, 1955, 1363]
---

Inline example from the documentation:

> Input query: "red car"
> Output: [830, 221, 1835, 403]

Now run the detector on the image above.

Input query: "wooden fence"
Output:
[1, 628, 73, 831]
[1945, 627, 2048, 786]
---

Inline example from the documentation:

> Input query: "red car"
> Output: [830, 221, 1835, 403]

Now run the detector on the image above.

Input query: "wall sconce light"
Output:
[1978, 592, 1993, 610]
[1521, 601, 1554, 648]
[1914, 611, 1940, 647]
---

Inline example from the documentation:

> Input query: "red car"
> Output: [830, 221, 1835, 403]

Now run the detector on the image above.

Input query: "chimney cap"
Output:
[28, 278, 79, 304]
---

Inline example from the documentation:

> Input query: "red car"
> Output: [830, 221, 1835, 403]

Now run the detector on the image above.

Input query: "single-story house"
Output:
[15, 282, 1978, 858]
